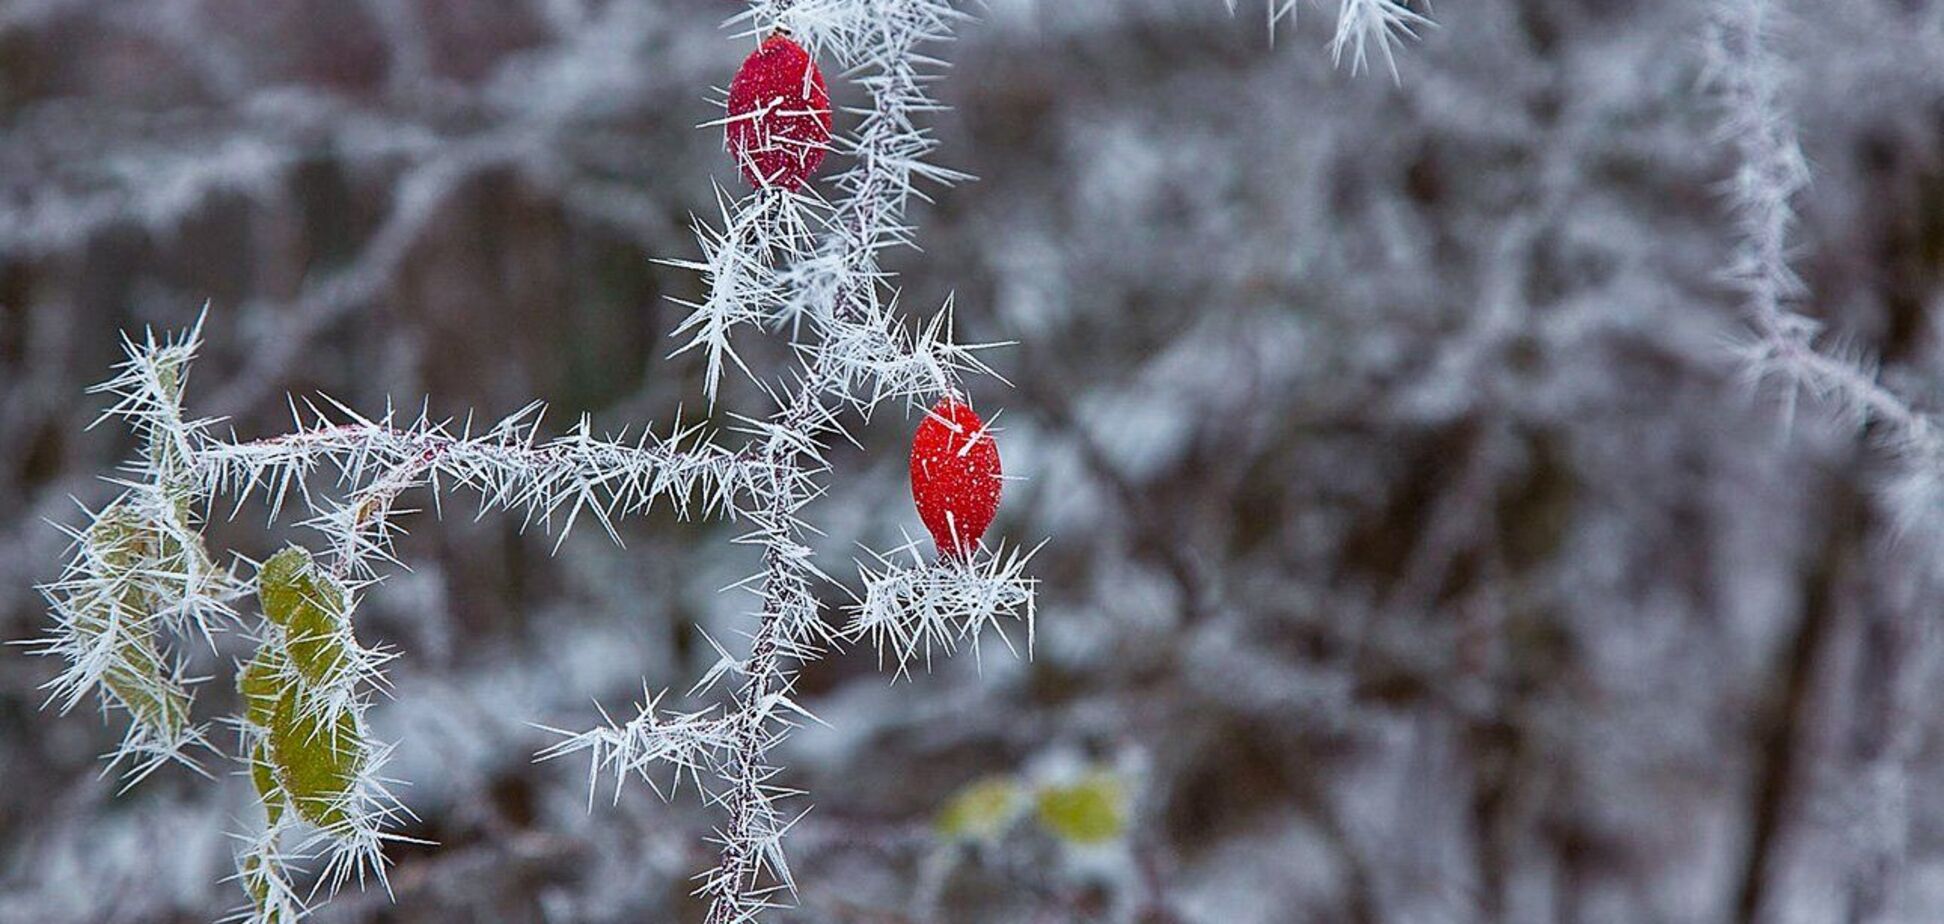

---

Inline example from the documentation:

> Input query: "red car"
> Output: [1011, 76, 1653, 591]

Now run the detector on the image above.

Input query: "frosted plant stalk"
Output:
[1706, 0, 1944, 520]
[35, 0, 1038, 921]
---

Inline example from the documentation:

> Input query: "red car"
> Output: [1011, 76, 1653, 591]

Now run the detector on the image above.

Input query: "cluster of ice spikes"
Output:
[1226, 0, 1433, 81]
[35, 1, 1042, 921]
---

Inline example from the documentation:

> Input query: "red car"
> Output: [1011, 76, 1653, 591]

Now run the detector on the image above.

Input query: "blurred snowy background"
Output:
[5, 0, 1944, 921]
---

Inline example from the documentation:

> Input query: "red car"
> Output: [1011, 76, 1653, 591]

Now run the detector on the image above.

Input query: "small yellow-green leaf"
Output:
[265, 689, 361, 833]
[936, 776, 1022, 841]
[78, 506, 190, 740]
[238, 648, 289, 729]
[249, 738, 284, 825]
[1034, 774, 1126, 846]
[257, 547, 312, 626]
[99, 633, 190, 738]
[257, 547, 349, 685]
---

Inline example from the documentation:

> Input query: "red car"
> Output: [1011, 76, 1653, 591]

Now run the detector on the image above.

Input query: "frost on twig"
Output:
[196, 400, 763, 565]
[1225, 0, 1433, 80]
[37, 325, 780, 921]
[548, 2, 1041, 922]
[667, 185, 821, 405]
[536, 691, 739, 805]
[39, 0, 1044, 919]
[1706, 0, 1944, 526]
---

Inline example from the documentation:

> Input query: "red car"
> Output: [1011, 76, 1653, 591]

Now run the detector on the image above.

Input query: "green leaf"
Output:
[253, 548, 365, 834]
[935, 776, 1022, 841]
[249, 737, 284, 825]
[1034, 774, 1126, 846]
[256, 547, 311, 626]
[238, 648, 289, 729]
[264, 692, 359, 836]
[265, 687, 361, 833]
[97, 629, 190, 739]
[257, 547, 350, 685]
[82, 506, 190, 740]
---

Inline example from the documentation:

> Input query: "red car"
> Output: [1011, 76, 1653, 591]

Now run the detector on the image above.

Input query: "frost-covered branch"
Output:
[1709, 6, 1944, 917]
[547, 2, 1040, 921]
[197, 401, 766, 570]
[36, 327, 781, 922]
[536, 690, 738, 805]
[37, 0, 1044, 920]
[1707, 0, 1944, 520]
[681, 2, 1009, 917]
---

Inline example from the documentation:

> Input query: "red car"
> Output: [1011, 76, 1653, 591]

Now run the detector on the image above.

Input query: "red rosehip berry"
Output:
[910, 396, 1003, 560]
[726, 34, 832, 191]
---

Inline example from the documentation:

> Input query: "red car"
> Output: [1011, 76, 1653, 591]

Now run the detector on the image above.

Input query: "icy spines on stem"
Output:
[232, 837, 304, 924]
[93, 323, 208, 494]
[649, 4, 1043, 919]
[776, 0, 986, 412]
[1329, 0, 1431, 80]
[738, 521, 838, 662]
[740, 0, 965, 73]
[699, 758, 799, 924]
[851, 540, 1039, 679]
[668, 187, 820, 406]
[538, 690, 740, 806]
[1707, 0, 1813, 349]
[194, 398, 763, 550]
[679, 0, 977, 415]
[823, 294, 1002, 414]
